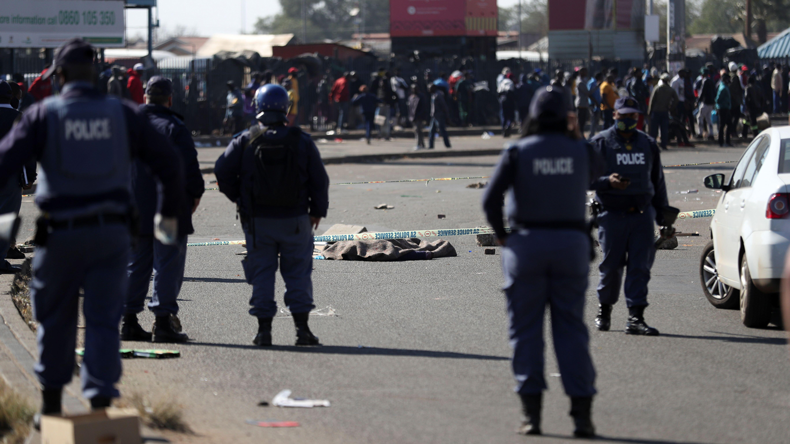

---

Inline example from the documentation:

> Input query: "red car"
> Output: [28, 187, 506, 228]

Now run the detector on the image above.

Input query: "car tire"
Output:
[739, 255, 772, 328]
[700, 241, 739, 309]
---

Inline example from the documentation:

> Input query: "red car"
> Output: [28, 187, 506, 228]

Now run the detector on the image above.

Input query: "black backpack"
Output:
[246, 126, 303, 207]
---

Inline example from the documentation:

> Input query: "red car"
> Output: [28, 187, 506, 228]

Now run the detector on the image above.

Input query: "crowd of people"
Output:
[523, 61, 785, 149]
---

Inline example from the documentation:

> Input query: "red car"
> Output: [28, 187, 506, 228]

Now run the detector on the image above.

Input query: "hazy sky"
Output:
[126, 0, 526, 38]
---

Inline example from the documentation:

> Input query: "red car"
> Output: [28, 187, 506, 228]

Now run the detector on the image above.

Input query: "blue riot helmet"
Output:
[254, 84, 289, 125]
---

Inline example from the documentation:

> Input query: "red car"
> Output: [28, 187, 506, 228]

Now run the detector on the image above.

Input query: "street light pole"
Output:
[302, 0, 307, 43]
[518, 0, 522, 61]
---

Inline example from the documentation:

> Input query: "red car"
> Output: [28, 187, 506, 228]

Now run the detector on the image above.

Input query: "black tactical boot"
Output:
[34, 388, 62, 430]
[152, 315, 189, 343]
[120, 313, 152, 342]
[90, 396, 112, 410]
[570, 396, 596, 438]
[595, 304, 612, 331]
[253, 317, 273, 346]
[517, 393, 542, 435]
[625, 305, 659, 336]
[293, 312, 321, 346]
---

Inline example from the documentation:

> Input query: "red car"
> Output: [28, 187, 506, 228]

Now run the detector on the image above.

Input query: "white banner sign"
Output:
[0, 0, 125, 48]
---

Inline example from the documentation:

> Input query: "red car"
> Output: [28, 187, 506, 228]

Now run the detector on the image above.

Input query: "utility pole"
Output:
[745, 0, 752, 39]
[517, 0, 522, 61]
[302, 0, 307, 43]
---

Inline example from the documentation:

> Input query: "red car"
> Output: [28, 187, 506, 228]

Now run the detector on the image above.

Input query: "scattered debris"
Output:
[326, 130, 336, 136]
[246, 420, 299, 428]
[400, 195, 422, 198]
[76, 349, 180, 359]
[484, 249, 496, 255]
[679, 189, 699, 194]
[10, 258, 34, 331]
[272, 390, 330, 408]
[481, 131, 494, 140]
[374, 204, 394, 210]
[437, 214, 446, 219]
[466, 182, 487, 189]
[257, 401, 270, 407]
[675, 232, 700, 237]
[476, 234, 496, 246]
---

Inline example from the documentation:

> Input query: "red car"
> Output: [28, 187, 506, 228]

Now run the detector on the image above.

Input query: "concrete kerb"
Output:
[199, 147, 507, 174]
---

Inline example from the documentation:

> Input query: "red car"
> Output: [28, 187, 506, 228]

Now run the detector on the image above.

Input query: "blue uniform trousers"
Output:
[428, 118, 451, 148]
[596, 208, 656, 308]
[0, 177, 22, 261]
[502, 229, 597, 398]
[242, 215, 315, 318]
[32, 223, 129, 399]
[126, 235, 187, 317]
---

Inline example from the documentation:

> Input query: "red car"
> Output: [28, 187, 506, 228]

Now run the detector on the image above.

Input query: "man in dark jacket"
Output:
[696, 68, 716, 140]
[728, 68, 744, 141]
[408, 84, 429, 150]
[122, 77, 204, 343]
[429, 84, 451, 149]
[351, 85, 381, 145]
[0, 81, 35, 271]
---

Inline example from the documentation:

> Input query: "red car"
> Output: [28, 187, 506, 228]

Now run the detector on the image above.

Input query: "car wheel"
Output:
[699, 241, 739, 308]
[739, 255, 772, 328]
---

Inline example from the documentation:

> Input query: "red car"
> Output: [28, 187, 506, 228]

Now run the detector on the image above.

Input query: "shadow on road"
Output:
[183, 277, 247, 283]
[183, 342, 509, 361]
[660, 331, 786, 345]
[540, 433, 717, 444]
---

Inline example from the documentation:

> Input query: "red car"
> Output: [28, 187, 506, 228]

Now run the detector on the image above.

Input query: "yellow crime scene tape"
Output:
[188, 209, 716, 249]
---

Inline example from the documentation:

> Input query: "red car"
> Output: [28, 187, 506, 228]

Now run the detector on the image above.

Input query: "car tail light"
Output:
[767, 193, 790, 219]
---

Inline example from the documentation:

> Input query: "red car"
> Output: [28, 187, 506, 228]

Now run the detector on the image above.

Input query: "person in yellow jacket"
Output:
[599, 73, 619, 130]
[287, 67, 300, 124]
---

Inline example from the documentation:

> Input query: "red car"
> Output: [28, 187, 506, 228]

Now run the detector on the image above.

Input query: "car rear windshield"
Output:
[780, 139, 790, 173]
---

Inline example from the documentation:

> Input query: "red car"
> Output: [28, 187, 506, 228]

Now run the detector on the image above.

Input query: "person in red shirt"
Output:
[126, 63, 145, 104]
[330, 72, 350, 133]
[28, 68, 52, 102]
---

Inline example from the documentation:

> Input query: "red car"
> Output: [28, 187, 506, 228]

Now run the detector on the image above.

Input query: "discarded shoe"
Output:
[120, 314, 152, 342]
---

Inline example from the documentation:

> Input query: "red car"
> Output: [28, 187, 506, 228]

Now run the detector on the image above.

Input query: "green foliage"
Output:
[498, 0, 548, 37]
[687, 0, 790, 37]
[254, 0, 389, 42]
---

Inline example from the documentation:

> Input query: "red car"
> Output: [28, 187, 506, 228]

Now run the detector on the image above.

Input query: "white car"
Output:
[699, 127, 790, 328]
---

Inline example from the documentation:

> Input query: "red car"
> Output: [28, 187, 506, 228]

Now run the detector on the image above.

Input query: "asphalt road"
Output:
[15, 136, 790, 444]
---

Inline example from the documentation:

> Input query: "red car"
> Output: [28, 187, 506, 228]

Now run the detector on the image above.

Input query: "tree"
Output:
[688, 0, 790, 42]
[498, 0, 548, 37]
[254, 0, 389, 42]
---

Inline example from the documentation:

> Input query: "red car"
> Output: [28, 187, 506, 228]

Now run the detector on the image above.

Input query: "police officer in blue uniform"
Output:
[122, 77, 205, 343]
[483, 86, 602, 438]
[0, 38, 184, 419]
[589, 96, 670, 335]
[215, 84, 329, 346]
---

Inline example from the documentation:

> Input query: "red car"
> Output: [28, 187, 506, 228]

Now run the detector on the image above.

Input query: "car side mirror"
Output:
[703, 173, 728, 190]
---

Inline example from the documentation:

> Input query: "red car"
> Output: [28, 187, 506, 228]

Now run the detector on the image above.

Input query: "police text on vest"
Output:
[533, 158, 574, 175]
[64, 119, 112, 141]
[616, 153, 645, 165]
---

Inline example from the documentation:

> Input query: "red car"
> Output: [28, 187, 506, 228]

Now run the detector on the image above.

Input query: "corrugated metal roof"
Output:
[758, 28, 790, 59]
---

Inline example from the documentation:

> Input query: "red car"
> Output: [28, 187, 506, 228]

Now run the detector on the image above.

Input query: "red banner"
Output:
[390, 0, 466, 37]
[466, 0, 498, 36]
[548, 0, 644, 31]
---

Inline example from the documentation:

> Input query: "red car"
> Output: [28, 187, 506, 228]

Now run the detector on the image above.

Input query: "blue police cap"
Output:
[0, 81, 11, 101]
[528, 86, 568, 122]
[146, 76, 173, 97]
[614, 96, 642, 114]
[42, 38, 95, 80]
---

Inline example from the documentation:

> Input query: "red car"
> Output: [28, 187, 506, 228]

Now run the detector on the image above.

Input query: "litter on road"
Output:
[76, 349, 181, 359]
[272, 390, 330, 408]
[245, 420, 300, 428]
[374, 203, 395, 210]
